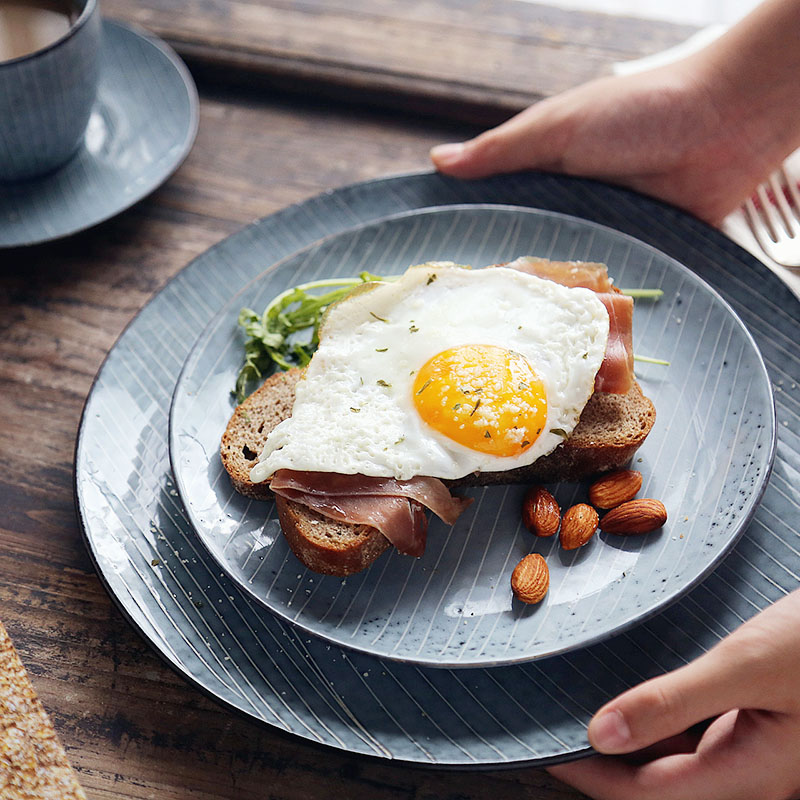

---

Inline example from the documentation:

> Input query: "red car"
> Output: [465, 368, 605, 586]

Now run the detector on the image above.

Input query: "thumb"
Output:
[588, 639, 769, 755]
[430, 101, 568, 179]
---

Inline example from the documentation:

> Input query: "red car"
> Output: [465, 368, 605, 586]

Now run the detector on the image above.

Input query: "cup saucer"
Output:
[0, 19, 198, 248]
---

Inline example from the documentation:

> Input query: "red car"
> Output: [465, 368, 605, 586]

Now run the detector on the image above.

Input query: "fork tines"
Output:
[743, 167, 800, 268]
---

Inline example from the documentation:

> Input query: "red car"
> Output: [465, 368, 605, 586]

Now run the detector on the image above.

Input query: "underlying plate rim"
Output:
[167, 201, 777, 669]
[73, 169, 797, 768]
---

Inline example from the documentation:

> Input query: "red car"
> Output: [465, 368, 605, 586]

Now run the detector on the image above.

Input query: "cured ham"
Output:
[593, 292, 634, 394]
[502, 256, 615, 293]
[503, 257, 634, 394]
[270, 470, 472, 557]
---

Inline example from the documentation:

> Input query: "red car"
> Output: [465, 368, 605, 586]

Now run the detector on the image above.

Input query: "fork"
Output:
[743, 166, 800, 268]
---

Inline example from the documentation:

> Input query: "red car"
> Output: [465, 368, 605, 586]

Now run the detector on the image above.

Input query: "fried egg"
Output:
[250, 263, 609, 482]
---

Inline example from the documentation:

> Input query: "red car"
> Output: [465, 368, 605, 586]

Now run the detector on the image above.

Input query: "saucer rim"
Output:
[0, 18, 199, 249]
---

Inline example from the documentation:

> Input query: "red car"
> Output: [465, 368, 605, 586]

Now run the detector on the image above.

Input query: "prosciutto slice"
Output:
[502, 257, 634, 394]
[594, 292, 634, 394]
[502, 256, 615, 292]
[270, 470, 472, 557]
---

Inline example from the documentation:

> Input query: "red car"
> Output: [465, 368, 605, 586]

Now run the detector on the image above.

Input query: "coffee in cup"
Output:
[0, 0, 100, 181]
[0, 1, 81, 62]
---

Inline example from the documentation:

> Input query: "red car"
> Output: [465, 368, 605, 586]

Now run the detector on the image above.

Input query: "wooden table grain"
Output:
[104, 0, 695, 124]
[0, 3, 697, 797]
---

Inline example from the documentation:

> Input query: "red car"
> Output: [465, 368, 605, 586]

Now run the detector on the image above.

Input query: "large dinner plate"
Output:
[75, 172, 800, 767]
[169, 203, 774, 668]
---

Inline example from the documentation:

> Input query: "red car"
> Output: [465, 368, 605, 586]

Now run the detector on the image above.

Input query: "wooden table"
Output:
[0, 2, 697, 797]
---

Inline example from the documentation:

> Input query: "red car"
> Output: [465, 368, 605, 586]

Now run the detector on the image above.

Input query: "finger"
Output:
[547, 756, 639, 800]
[588, 642, 769, 754]
[548, 748, 732, 800]
[545, 726, 706, 799]
[622, 724, 708, 765]
[430, 102, 566, 178]
[545, 730, 703, 800]
[548, 711, 769, 800]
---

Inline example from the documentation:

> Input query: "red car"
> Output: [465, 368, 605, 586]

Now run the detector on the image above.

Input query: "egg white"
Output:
[250, 263, 609, 482]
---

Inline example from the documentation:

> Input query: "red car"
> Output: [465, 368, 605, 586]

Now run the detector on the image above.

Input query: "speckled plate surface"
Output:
[169, 203, 775, 668]
[76, 172, 800, 766]
[0, 19, 198, 248]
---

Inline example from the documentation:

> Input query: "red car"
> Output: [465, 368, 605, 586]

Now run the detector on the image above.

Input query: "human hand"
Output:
[546, 588, 800, 800]
[431, 56, 780, 226]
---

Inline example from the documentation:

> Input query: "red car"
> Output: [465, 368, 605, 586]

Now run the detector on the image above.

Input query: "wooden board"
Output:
[102, 0, 696, 122]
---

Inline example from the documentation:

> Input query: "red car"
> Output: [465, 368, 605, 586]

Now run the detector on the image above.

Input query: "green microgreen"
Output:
[620, 288, 664, 299]
[634, 354, 671, 366]
[233, 272, 389, 402]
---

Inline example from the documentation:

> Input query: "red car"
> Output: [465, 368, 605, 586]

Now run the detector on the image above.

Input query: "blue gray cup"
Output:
[0, 0, 101, 181]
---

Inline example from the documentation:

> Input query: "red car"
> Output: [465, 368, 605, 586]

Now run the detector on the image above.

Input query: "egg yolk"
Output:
[412, 344, 548, 456]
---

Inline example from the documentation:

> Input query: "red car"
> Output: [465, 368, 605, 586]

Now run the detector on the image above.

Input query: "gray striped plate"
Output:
[75, 172, 800, 766]
[169, 203, 775, 668]
[0, 20, 198, 248]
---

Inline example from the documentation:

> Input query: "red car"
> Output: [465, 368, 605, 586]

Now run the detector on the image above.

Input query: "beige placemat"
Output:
[0, 620, 86, 800]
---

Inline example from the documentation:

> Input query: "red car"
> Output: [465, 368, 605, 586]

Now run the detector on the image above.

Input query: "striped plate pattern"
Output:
[169, 204, 774, 668]
[75, 172, 800, 766]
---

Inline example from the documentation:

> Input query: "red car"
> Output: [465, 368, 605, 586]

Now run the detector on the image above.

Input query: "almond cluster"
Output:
[510, 469, 667, 604]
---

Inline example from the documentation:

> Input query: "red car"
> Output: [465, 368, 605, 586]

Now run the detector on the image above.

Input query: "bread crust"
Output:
[220, 367, 655, 575]
[276, 497, 391, 576]
[220, 368, 302, 500]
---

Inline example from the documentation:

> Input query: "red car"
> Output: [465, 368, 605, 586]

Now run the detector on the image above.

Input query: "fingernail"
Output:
[590, 709, 631, 752]
[430, 142, 466, 165]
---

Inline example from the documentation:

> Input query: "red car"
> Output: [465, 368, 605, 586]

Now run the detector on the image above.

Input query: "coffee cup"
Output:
[0, 0, 101, 181]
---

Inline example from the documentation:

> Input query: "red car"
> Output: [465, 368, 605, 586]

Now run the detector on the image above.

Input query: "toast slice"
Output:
[276, 498, 391, 576]
[220, 366, 655, 576]
[220, 368, 302, 500]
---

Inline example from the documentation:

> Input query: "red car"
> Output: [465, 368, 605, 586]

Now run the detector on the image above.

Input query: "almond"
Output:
[600, 499, 667, 534]
[559, 503, 599, 550]
[521, 486, 561, 537]
[511, 553, 549, 604]
[588, 469, 643, 509]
